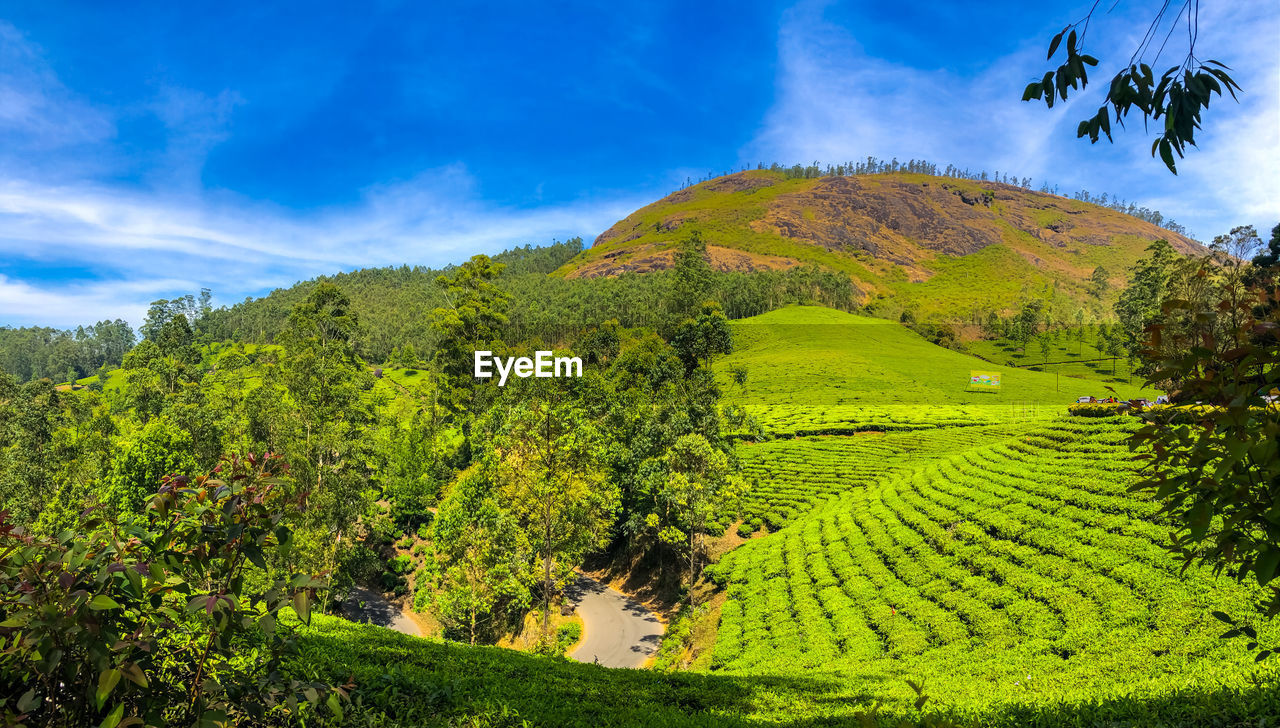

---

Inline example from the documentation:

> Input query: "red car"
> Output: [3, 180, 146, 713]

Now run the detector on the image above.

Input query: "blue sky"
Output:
[1, 0, 1276, 328]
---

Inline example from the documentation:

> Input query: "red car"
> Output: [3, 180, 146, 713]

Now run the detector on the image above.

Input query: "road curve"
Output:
[342, 585, 422, 637]
[565, 574, 663, 668]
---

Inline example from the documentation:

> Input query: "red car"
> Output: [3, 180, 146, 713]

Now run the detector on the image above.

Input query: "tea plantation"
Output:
[736, 425, 1029, 531]
[290, 306, 1275, 726]
[707, 419, 1277, 724]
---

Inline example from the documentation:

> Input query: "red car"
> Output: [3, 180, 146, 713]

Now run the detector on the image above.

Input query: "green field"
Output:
[278, 303, 1278, 726]
[736, 425, 1028, 531]
[706, 418, 1276, 724]
[715, 306, 1153, 435]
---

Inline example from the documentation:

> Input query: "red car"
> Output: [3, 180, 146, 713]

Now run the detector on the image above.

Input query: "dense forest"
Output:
[0, 232, 780, 723]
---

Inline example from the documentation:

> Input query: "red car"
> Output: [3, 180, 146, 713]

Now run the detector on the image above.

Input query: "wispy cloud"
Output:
[0, 22, 115, 177]
[0, 172, 641, 328]
[0, 22, 644, 329]
[745, 1, 1279, 240]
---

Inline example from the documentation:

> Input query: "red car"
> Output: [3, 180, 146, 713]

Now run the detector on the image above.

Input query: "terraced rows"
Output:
[709, 419, 1268, 710]
[739, 403, 1055, 437]
[736, 425, 1027, 530]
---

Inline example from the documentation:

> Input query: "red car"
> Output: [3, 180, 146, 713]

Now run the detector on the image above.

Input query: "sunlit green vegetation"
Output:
[736, 425, 1027, 531]
[707, 419, 1277, 724]
[714, 306, 1148, 437]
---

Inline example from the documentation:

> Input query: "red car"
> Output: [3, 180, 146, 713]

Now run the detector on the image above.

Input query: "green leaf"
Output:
[198, 709, 230, 728]
[326, 692, 344, 721]
[1258, 650, 1273, 662]
[293, 590, 311, 624]
[1256, 548, 1280, 586]
[1047, 29, 1065, 60]
[120, 661, 149, 688]
[16, 687, 40, 713]
[96, 668, 121, 710]
[1158, 138, 1177, 174]
[89, 594, 123, 611]
[98, 703, 125, 728]
[244, 543, 267, 571]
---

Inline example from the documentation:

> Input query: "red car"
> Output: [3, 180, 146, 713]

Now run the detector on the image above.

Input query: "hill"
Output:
[713, 306, 1154, 435]
[556, 170, 1202, 321]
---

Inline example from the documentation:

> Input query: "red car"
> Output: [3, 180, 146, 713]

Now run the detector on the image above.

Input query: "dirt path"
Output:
[341, 586, 422, 637]
[565, 574, 663, 668]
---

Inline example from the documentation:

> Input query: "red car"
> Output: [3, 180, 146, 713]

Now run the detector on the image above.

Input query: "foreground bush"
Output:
[0, 453, 339, 727]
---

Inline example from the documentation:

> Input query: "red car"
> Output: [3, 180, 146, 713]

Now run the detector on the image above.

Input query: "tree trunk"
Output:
[689, 528, 697, 588]
[542, 546, 552, 639]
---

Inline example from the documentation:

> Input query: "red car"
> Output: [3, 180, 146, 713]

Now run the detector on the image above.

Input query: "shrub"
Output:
[555, 622, 583, 654]
[0, 453, 340, 727]
[338, 543, 385, 588]
[1067, 403, 1126, 417]
[364, 510, 399, 546]
[388, 554, 414, 575]
[737, 522, 758, 538]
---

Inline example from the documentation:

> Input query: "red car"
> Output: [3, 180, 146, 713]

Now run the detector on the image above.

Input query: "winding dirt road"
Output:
[565, 575, 663, 668]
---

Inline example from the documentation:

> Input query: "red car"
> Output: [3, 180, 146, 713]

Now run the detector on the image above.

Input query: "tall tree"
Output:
[492, 395, 618, 639]
[1115, 239, 1181, 364]
[278, 282, 376, 602]
[666, 231, 714, 327]
[1088, 266, 1110, 298]
[660, 433, 744, 587]
[670, 302, 734, 373]
[429, 465, 533, 644]
[430, 255, 511, 414]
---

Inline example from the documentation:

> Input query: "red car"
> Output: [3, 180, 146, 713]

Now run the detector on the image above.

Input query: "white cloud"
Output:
[0, 171, 642, 328]
[745, 1, 1280, 240]
[0, 274, 191, 328]
[0, 22, 114, 155]
[0, 23, 645, 330]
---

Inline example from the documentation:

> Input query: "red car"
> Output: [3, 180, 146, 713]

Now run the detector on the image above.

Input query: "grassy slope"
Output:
[736, 425, 1031, 530]
[714, 306, 1154, 434]
[965, 333, 1140, 390]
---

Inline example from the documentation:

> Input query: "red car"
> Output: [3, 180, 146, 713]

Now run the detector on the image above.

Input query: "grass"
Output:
[966, 330, 1142, 391]
[715, 306, 1153, 435]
